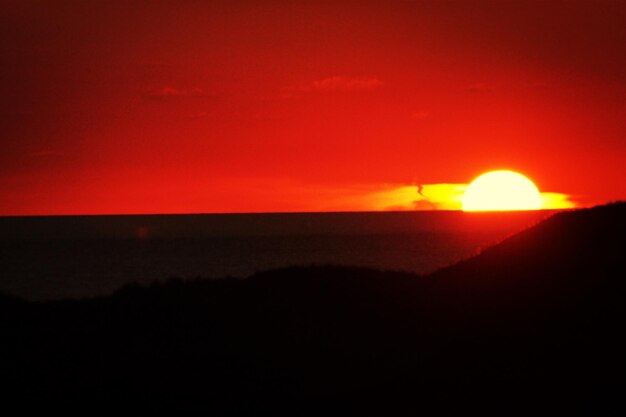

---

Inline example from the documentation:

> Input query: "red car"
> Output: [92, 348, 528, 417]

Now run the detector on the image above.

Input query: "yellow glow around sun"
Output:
[462, 170, 542, 211]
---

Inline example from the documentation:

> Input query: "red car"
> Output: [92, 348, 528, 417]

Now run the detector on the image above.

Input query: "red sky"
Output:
[1, 0, 624, 215]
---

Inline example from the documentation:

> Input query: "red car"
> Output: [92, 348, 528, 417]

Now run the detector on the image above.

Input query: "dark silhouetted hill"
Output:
[1, 203, 625, 415]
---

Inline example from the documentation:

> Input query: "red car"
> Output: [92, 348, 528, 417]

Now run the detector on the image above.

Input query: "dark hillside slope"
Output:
[420, 203, 626, 413]
[1, 203, 625, 415]
[427, 203, 626, 334]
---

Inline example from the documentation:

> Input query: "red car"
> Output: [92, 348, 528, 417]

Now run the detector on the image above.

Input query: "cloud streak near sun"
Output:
[317, 183, 576, 212]
[207, 180, 576, 213]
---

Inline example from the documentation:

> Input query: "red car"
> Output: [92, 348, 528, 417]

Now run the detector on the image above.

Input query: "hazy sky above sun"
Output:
[1, 0, 625, 214]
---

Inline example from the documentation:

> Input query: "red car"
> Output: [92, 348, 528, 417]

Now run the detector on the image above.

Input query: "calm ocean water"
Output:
[0, 211, 554, 301]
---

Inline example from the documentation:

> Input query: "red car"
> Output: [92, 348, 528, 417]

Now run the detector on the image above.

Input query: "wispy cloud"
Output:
[411, 111, 430, 120]
[282, 76, 384, 97]
[526, 81, 550, 90]
[143, 87, 217, 100]
[309, 76, 383, 92]
[30, 150, 65, 157]
[466, 81, 551, 93]
[466, 82, 495, 92]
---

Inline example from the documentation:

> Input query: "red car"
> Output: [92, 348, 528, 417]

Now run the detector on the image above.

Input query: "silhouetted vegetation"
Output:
[1, 203, 625, 415]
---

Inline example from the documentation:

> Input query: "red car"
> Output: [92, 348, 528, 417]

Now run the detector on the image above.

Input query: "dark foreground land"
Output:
[1, 204, 625, 415]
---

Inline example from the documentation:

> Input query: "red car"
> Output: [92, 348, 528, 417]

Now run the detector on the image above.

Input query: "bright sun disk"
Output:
[462, 170, 542, 211]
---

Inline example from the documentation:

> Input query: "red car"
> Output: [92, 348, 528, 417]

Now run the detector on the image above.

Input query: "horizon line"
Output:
[0, 207, 575, 218]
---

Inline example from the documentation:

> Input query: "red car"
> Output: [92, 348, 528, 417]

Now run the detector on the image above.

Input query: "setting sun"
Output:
[462, 170, 542, 212]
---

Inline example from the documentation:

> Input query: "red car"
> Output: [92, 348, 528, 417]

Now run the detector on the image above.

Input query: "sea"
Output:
[0, 210, 555, 301]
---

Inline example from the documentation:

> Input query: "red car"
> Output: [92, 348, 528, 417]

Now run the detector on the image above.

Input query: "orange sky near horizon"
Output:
[1, 1, 624, 215]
